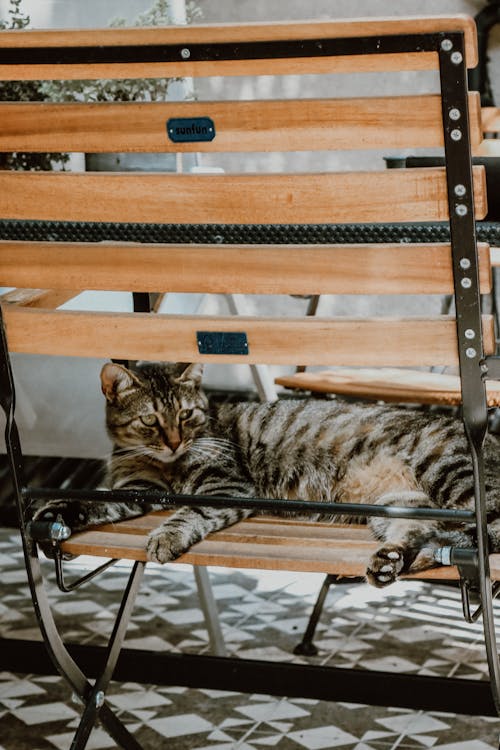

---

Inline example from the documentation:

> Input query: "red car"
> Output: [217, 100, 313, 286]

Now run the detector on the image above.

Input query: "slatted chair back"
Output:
[2, 14, 500, 747]
[0, 15, 492, 371]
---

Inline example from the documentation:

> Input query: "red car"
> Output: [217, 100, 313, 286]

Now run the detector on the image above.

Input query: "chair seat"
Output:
[60, 510, 500, 581]
[275, 367, 500, 407]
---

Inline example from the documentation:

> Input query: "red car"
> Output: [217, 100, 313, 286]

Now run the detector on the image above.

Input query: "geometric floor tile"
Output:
[148, 713, 213, 737]
[11, 701, 79, 726]
[287, 726, 359, 748]
[376, 712, 450, 734]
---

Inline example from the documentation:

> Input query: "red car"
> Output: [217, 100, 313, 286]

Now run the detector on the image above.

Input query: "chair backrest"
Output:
[0, 16, 492, 378]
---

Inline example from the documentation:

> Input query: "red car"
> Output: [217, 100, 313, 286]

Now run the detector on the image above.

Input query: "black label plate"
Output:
[167, 117, 216, 143]
[197, 331, 248, 356]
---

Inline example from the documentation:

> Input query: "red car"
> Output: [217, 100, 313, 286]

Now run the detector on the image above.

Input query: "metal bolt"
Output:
[466, 347, 477, 359]
[461, 277, 472, 289]
[455, 204, 468, 217]
[95, 691, 105, 708]
[449, 108, 461, 121]
[180, 47, 191, 59]
[465, 329, 475, 339]
[450, 128, 462, 142]
[441, 39, 453, 52]
[460, 258, 471, 269]
[454, 184, 466, 197]
[451, 51, 463, 65]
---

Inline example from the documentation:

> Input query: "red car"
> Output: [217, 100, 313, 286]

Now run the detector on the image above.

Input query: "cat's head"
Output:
[100, 361, 208, 463]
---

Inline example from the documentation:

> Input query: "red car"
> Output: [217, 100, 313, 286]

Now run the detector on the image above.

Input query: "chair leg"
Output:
[70, 561, 146, 750]
[293, 574, 336, 656]
[26, 544, 145, 750]
[194, 565, 227, 656]
[468, 440, 500, 716]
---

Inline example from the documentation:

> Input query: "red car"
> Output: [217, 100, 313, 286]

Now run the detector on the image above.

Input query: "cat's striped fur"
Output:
[37, 361, 500, 586]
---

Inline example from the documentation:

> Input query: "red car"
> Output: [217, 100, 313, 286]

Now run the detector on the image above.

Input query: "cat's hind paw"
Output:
[366, 544, 405, 588]
[146, 526, 188, 564]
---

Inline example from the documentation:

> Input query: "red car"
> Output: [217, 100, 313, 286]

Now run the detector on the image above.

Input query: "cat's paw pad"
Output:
[146, 527, 188, 564]
[366, 544, 405, 588]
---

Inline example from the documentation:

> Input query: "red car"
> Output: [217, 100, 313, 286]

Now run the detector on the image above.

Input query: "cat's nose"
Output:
[168, 433, 182, 452]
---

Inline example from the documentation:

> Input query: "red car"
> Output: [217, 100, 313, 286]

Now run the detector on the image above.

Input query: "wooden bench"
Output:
[2, 14, 500, 749]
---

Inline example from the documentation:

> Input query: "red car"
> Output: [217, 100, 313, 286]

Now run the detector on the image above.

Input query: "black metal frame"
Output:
[2, 26, 500, 749]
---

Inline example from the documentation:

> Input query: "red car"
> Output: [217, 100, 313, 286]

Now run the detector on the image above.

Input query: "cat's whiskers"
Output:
[195, 437, 240, 450]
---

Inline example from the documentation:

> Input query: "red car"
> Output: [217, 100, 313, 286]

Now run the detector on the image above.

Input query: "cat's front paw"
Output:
[146, 526, 189, 564]
[366, 544, 405, 588]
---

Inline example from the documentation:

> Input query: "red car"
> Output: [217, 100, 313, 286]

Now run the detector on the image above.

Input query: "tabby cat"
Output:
[36, 361, 500, 587]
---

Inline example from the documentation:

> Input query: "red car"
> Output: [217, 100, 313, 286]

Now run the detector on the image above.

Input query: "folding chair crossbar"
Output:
[2, 16, 500, 748]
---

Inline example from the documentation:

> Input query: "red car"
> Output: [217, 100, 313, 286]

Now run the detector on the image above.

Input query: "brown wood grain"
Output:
[0, 16, 478, 80]
[0, 167, 487, 224]
[0, 94, 482, 153]
[2, 308, 495, 365]
[481, 106, 500, 133]
[0, 288, 78, 309]
[0, 241, 491, 296]
[60, 511, 499, 580]
[275, 368, 500, 408]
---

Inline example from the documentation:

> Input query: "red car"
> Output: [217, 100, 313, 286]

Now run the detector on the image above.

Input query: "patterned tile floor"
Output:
[1, 528, 500, 749]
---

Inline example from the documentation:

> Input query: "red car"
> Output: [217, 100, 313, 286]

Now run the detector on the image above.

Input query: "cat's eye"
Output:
[140, 414, 157, 426]
[179, 408, 193, 421]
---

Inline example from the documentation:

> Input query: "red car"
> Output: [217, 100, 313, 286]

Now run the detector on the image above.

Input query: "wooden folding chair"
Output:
[2, 15, 500, 749]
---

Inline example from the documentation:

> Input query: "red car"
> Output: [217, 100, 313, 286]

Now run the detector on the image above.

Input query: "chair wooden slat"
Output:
[0, 16, 478, 81]
[0, 288, 78, 309]
[275, 367, 500, 408]
[0, 167, 487, 225]
[61, 511, 500, 581]
[481, 106, 500, 133]
[3, 308, 495, 365]
[0, 94, 482, 153]
[1, 242, 491, 296]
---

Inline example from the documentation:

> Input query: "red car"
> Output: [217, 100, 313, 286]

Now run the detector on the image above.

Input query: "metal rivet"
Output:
[460, 258, 471, 269]
[449, 108, 461, 121]
[454, 184, 466, 197]
[181, 47, 191, 59]
[466, 347, 477, 359]
[441, 39, 453, 52]
[450, 129, 462, 141]
[95, 691, 105, 708]
[451, 51, 463, 65]
[465, 329, 475, 339]
[461, 277, 472, 289]
[455, 204, 468, 216]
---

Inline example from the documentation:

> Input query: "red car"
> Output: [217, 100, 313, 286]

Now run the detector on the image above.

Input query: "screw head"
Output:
[441, 39, 453, 51]
[449, 108, 461, 121]
[451, 51, 463, 65]
[465, 328, 475, 339]
[461, 277, 472, 289]
[450, 128, 462, 142]
[181, 47, 191, 59]
[466, 347, 477, 359]
[95, 691, 105, 708]
[460, 257, 471, 269]
[454, 184, 466, 197]
[455, 204, 468, 217]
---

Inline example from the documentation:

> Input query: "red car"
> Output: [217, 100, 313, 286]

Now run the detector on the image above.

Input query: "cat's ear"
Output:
[100, 363, 140, 402]
[176, 363, 204, 386]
